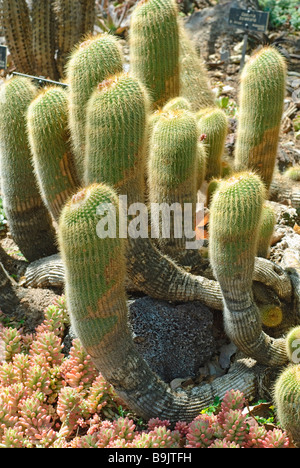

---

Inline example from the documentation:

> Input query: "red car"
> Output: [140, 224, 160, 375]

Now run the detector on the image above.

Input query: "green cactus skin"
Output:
[31, 0, 58, 79]
[196, 107, 228, 181]
[84, 73, 149, 205]
[163, 96, 192, 112]
[178, 23, 215, 112]
[0, 0, 35, 74]
[209, 171, 287, 366]
[66, 33, 124, 183]
[0, 77, 57, 261]
[206, 178, 221, 208]
[27, 86, 80, 222]
[234, 47, 286, 191]
[284, 166, 300, 182]
[58, 182, 263, 423]
[83, 74, 229, 307]
[80, 0, 95, 34]
[285, 326, 300, 363]
[53, 0, 84, 78]
[257, 203, 276, 259]
[129, 0, 180, 108]
[273, 364, 300, 447]
[196, 141, 207, 191]
[148, 109, 198, 257]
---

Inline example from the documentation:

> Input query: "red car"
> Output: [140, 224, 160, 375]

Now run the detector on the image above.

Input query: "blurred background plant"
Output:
[258, 0, 300, 31]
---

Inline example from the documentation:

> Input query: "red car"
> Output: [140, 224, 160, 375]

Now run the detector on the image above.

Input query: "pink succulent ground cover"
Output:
[0, 296, 291, 448]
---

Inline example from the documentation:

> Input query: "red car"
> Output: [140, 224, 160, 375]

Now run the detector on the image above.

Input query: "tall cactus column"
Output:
[0, 77, 57, 262]
[234, 47, 286, 191]
[129, 0, 180, 108]
[27, 86, 80, 222]
[209, 172, 287, 366]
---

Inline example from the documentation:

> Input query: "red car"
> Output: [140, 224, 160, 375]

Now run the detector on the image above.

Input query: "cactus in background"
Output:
[178, 23, 215, 112]
[196, 142, 207, 191]
[148, 109, 198, 257]
[234, 47, 286, 191]
[273, 363, 300, 447]
[257, 203, 276, 258]
[0, 0, 35, 74]
[58, 183, 264, 423]
[259, 304, 283, 329]
[285, 326, 300, 363]
[206, 178, 221, 207]
[209, 172, 287, 366]
[283, 166, 300, 182]
[66, 33, 124, 183]
[196, 107, 228, 181]
[80, 0, 96, 34]
[130, 0, 180, 108]
[163, 96, 192, 112]
[84, 73, 149, 205]
[0, 77, 57, 262]
[31, 0, 58, 79]
[27, 86, 80, 222]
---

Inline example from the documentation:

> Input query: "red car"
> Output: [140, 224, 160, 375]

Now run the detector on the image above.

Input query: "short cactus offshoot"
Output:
[234, 46, 286, 191]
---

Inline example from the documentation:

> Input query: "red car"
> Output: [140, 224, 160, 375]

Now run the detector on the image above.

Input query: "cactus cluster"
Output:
[0, 0, 298, 445]
[0, 0, 96, 79]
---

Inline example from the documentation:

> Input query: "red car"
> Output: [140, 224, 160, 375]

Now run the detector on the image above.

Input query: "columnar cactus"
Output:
[196, 107, 228, 181]
[273, 364, 300, 447]
[209, 172, 287, 366]
[84, 73, 149, 204]
[148, 109, 198, 257]
[31, 0, 58, 79]
[27, 86, 80, 221]
[0, 77, 57, 262]
[178, 24, 215, 112]
[234, 46, 286, 191]
[129, 0, 180, 108]
[0, 0, 34, 74]
[257, 203, 276, 258]
[66, 33, 124, 182]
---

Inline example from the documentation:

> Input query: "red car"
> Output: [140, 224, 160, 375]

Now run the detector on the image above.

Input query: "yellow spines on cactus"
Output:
[257, 203, 276, 258]
[196, 107, 228, 181]
[66, 33, 124, 183]
[130, 0, 180, 108]
[178, 23, 215, 112]
[234, 46, 286, 192]
[27, 86, 80, 221]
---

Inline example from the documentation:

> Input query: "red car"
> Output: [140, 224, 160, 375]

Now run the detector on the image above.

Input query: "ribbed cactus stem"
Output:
[209, 172, 287, 366]
[84, 73, 148, 204]
[0, 77, 57, 261]
[196, 107, 228, 181]
[148, 109, 198, 257]
[53, 0, 83, 78]
[58, 183, 264, 423]
[27, 86, 80, 221]
[257, 203, 276, 258]
[31, 0, 58, 79]
[234, 46, 286, 191]
[130, 0, 180, 108]
[66, 33, 124, 182]
[178, 23, 215, 112]
[273, 364, 300, 447]
[0, 0, 35, 74]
